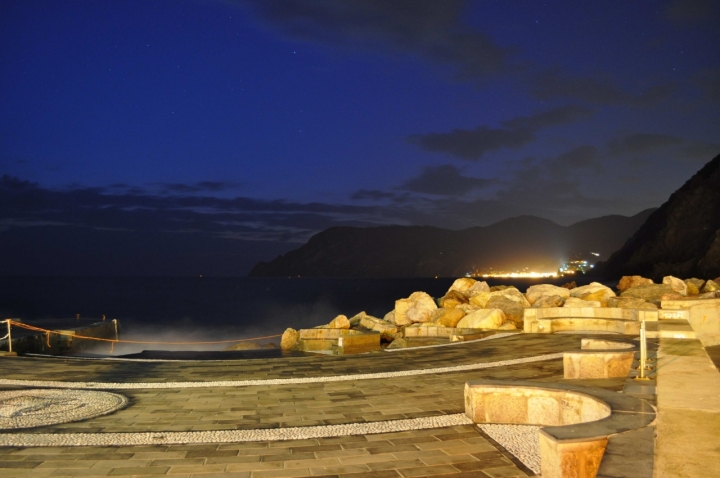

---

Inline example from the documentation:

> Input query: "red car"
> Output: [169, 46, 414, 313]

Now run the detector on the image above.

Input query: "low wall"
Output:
[298, 328, 380, 355]
[661, 298, 720, 347]
[465, 380, 655, 478]
[524, 307, 657, 335]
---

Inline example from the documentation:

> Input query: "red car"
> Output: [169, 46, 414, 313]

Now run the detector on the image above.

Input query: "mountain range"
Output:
[250, 209, 655, 277]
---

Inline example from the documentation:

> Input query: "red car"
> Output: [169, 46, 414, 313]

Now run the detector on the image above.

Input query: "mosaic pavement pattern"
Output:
[0, 389, 127, 430]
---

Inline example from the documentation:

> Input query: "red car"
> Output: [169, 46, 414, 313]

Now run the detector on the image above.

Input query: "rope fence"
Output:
[2, 319, 282, 355]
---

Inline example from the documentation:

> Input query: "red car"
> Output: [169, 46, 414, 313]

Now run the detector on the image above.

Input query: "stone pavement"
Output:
[654, 338, 720, 478]
[0, 334, 647, 478]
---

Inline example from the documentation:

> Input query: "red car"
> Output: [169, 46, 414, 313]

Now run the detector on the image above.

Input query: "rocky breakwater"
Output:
[274, 274, 720, 352]
[615, 274, 720, 306]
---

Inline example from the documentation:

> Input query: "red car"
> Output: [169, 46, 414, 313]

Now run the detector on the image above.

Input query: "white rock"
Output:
[394, 291, 438, 325]
[525, 284, 570, 305]
[662, 276, 688, 296]
[448, 277, 477, 295]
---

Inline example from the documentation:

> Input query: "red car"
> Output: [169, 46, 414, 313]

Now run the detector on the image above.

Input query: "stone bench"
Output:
[563, 338, 637, 379]
[298, 328, 380, 355]
[465, 380, 655, 478]
[524, 307, 658, 335]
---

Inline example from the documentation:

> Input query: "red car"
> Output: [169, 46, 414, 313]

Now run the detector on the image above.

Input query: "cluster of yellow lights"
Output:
[480, 271, 558, 278]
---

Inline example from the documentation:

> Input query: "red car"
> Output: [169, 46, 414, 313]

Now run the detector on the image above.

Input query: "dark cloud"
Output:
[553, 146, 600, 171]
[238, 0, 511, 80]
[351, 189, 398, 201]
[529, 69, 675, 106]
[235, 1, 677, 106]
[408, 105, 591, 160]
[0, 175, 387, 244]
[608, 133, 719, 159]
[399, 164, 493, 196]
[152, 181, 241, 194]
[664, 0, 720, 26]
[609, 134, 683, 155]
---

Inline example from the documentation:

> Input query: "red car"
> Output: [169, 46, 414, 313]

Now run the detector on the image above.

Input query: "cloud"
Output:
[664, 0, 720, 26]
[152, 181, 241, 194]
[528, 69, 676, 106]
[608, 133, 720, 159]
[408, 105, 591, 160]
[553, 146, 601, 171]
[399, 164, 493, 196]
[609, 134, 683, 155]
[237, 0, 511, 80]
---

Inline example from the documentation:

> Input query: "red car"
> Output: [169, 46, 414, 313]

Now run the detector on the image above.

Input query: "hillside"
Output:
[601, 154, 720, 281]
[249, 209, 655, 277]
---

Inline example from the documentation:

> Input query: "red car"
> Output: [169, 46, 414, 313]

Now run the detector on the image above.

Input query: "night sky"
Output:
[1, 0, 719, 275]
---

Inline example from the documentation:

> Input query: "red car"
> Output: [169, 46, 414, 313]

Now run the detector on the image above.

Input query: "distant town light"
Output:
[481, 271, 558, 278]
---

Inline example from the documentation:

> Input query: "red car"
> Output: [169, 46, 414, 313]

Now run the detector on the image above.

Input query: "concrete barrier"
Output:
[524, 307, 657, 335]
[465, 380, 655, 478]
[298, 328, 381, 355]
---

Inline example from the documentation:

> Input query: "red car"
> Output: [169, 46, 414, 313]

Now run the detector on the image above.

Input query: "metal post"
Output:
[636, 317, 649, 381]
[5, 320, 12, 354]
[113, 319, 118, 341]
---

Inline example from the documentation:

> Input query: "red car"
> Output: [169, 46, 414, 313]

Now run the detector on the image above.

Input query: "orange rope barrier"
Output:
[6, 320, 282, 345]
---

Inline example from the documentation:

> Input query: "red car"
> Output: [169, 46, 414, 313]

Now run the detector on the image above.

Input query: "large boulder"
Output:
[359, 315, 398, 339]
[429, 308, 466, 328]
[394, 291, 438, 325]
[532, 295, 566, 308]
[466, 280, 491, 296]
[469, 287, 530, 309]
[570, 282, 616, 306]
[439, 290, 469, 308]
[685, 278, 705, 291]
[617, 276, 654, 292]
[280, 328, 299, 350]
[662, 276, 688, 296]
[383, 311, 396, 324]
[607, 297, 658, 309]
[525, 284, 570, 305]
[386, 337, 408, 349]
[619, 283, 675, 306]
[447, 277, 477, 295]
[328, 314, 350, 329]
[702, 280, 720, 293]
[564, 297, 602, 308]
[456, 309, 507, 329]
[485, 295, 526, 327]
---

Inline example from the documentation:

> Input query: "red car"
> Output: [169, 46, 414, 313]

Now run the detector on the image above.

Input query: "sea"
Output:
[0, 275, 605, 356]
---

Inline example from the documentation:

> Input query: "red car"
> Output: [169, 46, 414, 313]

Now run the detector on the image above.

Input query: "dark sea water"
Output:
[0, 275, 603, 355]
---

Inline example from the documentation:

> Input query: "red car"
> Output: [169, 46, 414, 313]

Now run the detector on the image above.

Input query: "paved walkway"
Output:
[0, 334, 635, 477]
[655, 337, 720, 478]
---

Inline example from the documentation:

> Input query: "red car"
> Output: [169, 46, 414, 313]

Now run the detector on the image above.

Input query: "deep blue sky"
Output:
[1, 0, 719, 275]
